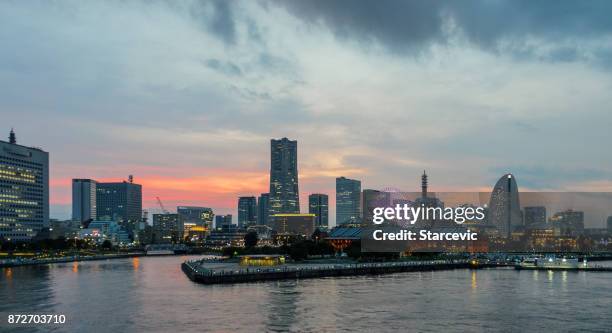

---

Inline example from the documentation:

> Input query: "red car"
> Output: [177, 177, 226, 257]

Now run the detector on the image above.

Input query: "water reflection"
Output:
[132, 257, 140, 271]
[0, 258, 610, 333]
[265, 281, 299, 332]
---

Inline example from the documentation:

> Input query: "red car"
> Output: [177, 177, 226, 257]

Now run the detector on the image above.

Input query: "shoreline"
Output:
[0, 253, 148, 268]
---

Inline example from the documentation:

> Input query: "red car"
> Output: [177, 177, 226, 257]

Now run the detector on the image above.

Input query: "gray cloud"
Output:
[275, 0, 612, 61]
[2, 1, 612, 222]
[205, 58, 243, 76]
[189, 0, 237, 44]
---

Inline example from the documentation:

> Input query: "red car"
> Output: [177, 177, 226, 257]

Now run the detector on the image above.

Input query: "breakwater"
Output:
[182, 260, 481, 284]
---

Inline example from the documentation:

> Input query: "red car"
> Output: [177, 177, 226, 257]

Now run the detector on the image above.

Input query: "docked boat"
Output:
[517, 256, 584, 270]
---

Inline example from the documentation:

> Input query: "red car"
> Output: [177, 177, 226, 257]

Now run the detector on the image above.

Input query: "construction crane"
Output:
[156, 197, 169, 214]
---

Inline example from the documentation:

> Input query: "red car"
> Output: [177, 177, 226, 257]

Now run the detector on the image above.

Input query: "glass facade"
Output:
[308, 193, 328, 229]
[269, 138, 299, 214]
[336, 177, 361, 225]
[258, 193, 270, 226]
[238, 196, 257, 227]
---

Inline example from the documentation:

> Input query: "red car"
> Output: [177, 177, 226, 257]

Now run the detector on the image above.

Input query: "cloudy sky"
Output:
[2, 1, 612, 225]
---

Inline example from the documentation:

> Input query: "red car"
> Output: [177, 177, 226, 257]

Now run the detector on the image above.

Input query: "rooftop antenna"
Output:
[128, 174, 134, 183]
[421, 170, 428, 199]
[9, 128, 16, 144]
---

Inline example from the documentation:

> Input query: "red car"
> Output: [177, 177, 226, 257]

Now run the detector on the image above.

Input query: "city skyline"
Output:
[3, 1, 612, 222]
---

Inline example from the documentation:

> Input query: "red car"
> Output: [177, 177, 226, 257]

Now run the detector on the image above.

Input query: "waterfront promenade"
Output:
[182, 259, 495, 284]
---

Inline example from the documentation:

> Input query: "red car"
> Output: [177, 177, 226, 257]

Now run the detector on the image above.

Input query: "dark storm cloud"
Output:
[189, 0, 236, 44]
[275, 0, 612, 56]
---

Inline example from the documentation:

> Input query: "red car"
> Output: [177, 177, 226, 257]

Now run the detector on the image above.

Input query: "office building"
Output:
[269, 138, 299, 214]
[550, 210, 584, 237]
[524, 206, 546, 226]
[177, 206, 213, 240]
[308, 193, 328, 229]
[269, 213, 315, 237]
[72, 179, 97, 223]
[207, 225, 247, 247]
[336, 177, 361, 225]
[0, 129, 49, 241]
[238, 196, 257, 227]
[177, 206, 213, 228]
[215, 214, 233, 228]
[258, 193, 270, 226]
[96, 180, 142, 228]
[78, 220, 130, 245]
[152, 213, 180, 243]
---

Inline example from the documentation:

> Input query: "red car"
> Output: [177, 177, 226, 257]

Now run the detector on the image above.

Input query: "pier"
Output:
[182, 259, 491, 284]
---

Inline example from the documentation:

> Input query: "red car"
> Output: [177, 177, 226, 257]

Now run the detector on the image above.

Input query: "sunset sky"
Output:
[2, 1, 612, 224]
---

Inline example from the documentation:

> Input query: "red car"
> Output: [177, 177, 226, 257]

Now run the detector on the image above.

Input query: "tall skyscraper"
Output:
[96, 180, 142, 228]
[308, 193, 329, 229]
[258, 193, 270, 226]
[238, 196, 257, 227]
[0, 129, 49, 241]
[269, 138, 299, 214]
[524, 206, 546, 226]
[72, 179, 97, 223]
[488, 174, 521, 238]
[336, 177, 361, 225]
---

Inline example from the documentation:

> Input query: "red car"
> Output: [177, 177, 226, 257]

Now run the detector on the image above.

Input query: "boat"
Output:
[516, 256, 584, 270]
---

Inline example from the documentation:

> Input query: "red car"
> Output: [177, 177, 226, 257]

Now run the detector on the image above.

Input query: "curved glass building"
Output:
[488, 174, 521, 238]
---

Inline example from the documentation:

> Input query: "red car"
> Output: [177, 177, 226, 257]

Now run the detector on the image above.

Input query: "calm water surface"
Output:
[1, 256, 611, 332]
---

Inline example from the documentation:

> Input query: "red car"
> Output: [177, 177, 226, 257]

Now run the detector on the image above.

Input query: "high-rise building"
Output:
[308, 193, 329, 229]
[269, 138, 299, 214]
[488, 174, 521, 238]
[524, 206, 546, 226]
[238, 196, 257, 227]
[72, 179, 97, 223]
[608, 216, 612, 234]
[152, 213, 180, 243]
[362, 189, 390, 226]
[215, 214, 233, 228]
[0, 129, 49, 241]
[258, 193, 270, 226]
[96, 180, 142, 227]
[336, 177, 361, 225]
